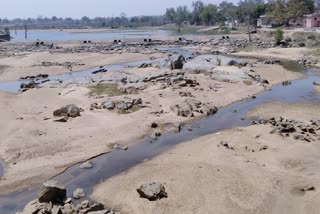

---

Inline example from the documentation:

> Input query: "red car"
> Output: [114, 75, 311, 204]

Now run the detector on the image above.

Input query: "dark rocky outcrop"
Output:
[137, 182, 168, 201]
[38, 181, 66, 203]
[53, 104, 82, 118]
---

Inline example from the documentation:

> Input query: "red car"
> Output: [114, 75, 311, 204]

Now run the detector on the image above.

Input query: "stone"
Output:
[101, 101, 115, 110]
[313, 81, 320, 86]
[137, 182, 168, 201]
[73, 188, 86, 199]
[81, 200, 90, 209]
[53, 104, 81, 118]
[38, 180, 66, 203]
[160, 55, 185, 70]
[301, 185, 315, 192]
[80, 161, 94, 169]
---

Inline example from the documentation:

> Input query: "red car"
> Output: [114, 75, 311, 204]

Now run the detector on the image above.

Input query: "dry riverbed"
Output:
[91, 102, 320, 214]
[0, 37, 318, 214]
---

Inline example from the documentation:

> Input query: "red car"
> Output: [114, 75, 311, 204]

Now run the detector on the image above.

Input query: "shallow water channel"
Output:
[0, 63, 319, 213]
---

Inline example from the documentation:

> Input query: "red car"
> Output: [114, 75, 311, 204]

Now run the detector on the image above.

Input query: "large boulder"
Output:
[183, 55, 240, 74]
[38, 180, 66, 203]
[137, 182, 168, 201]
[160, 55, 185, 70]
[53, 104, 81, 117]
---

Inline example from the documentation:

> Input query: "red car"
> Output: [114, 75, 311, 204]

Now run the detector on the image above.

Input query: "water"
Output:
[0, 67, 319, 213]
[11, 29, 175, 42]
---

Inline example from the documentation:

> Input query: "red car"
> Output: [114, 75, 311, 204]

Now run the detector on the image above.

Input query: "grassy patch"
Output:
[88, 83, 124, 96]
[307, 48, 320, 57]
[243, 80, 253, 85]
[279, 61, 305, 72]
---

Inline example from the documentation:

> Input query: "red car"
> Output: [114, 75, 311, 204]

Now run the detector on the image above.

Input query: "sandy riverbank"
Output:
[91, 102, 320, 214]
[0, 48, 304, 196]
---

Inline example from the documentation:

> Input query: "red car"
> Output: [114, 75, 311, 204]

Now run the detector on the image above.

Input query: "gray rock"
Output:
[80, 161, 94, 169]
[313, 81, 320, 86]
[160, 55, 185, 70]
[53, 104, 81, 118]
[137, 182, 168, 201]
[73, 188, 86, 199]
[102, 101, 115, 110]
[38, 180, 66, 203]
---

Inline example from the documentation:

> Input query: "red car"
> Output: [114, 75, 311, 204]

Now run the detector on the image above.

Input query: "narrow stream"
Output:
[0, 66, 319, 213]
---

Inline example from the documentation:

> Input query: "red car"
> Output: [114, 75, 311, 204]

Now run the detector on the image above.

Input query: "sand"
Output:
[230, 47, 310, 61]
[91, 102, 320, 214]
[0, 52, 303, 194]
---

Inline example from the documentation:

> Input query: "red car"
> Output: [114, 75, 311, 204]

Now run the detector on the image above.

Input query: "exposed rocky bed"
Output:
[18, 180, 119, 214]
[252, 117, 320, 142]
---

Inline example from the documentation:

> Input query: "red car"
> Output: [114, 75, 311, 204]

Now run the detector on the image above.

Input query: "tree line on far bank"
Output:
[165, 0, 316, 31]
[0, 0, 316, 32]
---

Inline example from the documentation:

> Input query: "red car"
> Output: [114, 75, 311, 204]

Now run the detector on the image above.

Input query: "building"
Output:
[304, 12, 320, 28]
[257, 15, 277, 28]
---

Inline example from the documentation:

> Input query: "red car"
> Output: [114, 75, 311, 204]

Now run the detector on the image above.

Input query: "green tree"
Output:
[200, 4, 218, 25]
[286, 0, 315, 21]
[191, 0, 205, 25]
[165, 8, 176, 23]
[175, 6, 190, 32]
[269, 0, 287, 25]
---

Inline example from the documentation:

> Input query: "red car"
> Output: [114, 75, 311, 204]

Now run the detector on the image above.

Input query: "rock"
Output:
[73, 188, 86, 199]
[160, 55, 185, 70]
[101, 101, 115, 110]
[53, 104, 81, 118]
[151, 122, 158, 128]
[80, 161, 94, 169]
[81, 200, 90, 209]
[137, 182, 168, 201]
[20, 81, 39, 91]
[313, 81, 320, 86]
[38, 181, 66, 203]
[301, 185, 316, 192]
[170, 99, 202, 117]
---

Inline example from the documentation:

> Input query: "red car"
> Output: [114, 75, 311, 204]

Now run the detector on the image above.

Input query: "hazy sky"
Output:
[1, 0, 238, 19]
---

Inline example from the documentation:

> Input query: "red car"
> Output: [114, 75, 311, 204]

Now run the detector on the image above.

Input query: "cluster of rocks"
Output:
[53, 104, 82, 122]
[252, 117, 320, 142]
[92, 66, 108, 74]
[170, 98, 218, 117]
[91, 97, 143, 113]
[37, 61, 85, 68]
[261, 59, 281, 65]
[20, 74, 49, 80]
[294, 59, 319, 66]
[20, 81, 40, 92]
[18, 180, 118, 214]
[247, 69, 269, 85]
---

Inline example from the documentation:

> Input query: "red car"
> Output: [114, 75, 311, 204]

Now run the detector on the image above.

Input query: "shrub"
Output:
[274, 28, 284, 45]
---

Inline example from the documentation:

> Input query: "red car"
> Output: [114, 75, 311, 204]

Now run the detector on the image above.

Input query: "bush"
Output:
[274, 28, 284, 45]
